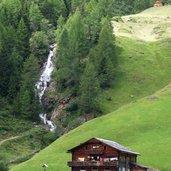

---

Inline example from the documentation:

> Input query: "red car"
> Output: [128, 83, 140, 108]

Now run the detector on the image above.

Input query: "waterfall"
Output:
[35, 44, 57, 133]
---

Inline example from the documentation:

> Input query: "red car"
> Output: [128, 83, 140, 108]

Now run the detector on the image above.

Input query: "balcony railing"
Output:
[68, 161, 118, 167]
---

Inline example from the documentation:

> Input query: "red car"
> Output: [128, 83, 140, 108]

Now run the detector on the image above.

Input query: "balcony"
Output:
[68, 161, 118, 167]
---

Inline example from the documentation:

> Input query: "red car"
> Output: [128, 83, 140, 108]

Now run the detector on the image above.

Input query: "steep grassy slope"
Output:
[11, 83, 171, 171]
[7, 36, 171, 169]
[99, 6, 171, 114]
[112, 6, 171, 41]
[101, 37, 171, 113]
[0, 125, 57, 167]
[141, 5, 171, 16]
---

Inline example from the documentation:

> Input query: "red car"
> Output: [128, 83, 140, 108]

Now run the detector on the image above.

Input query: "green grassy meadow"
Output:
[140, 5, 171, 16]
[0, 126, 57, 167]
[10, 81, 171, 171]
[101, 37, 171, 113]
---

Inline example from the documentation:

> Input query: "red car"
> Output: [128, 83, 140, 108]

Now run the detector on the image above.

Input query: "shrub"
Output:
[65, 100, 78, 112]
[0, 161, 8, 171]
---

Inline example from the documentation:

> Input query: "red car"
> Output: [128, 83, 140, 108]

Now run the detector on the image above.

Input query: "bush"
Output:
[112, 16, 123, 22]
[0, 161, 8, 171]
[65, 100, 78, 112]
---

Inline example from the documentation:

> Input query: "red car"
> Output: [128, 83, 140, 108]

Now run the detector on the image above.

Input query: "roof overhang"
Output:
[67, 137, 140, 156]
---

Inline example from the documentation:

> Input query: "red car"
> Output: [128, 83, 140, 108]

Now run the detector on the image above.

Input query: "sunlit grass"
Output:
[11, 80, 171, 171]
[100, 37, 171, 113]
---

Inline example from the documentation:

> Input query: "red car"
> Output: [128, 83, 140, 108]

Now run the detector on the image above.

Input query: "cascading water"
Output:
[35, 44, 57, 133]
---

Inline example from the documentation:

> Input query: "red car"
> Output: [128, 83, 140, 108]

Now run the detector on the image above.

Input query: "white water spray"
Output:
[35, 44, 57, 133]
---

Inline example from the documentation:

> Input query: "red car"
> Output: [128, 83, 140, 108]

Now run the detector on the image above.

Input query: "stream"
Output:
[35, 44, 57, 132]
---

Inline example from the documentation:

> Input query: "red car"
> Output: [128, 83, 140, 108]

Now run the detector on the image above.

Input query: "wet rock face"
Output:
[35, 44, 57, 132]
[41, 81, 62, 112]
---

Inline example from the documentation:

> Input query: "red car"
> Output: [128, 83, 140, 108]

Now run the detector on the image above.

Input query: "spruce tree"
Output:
[8, 48, 22, 101]
[79, 62, 100, 114]
[67, 10, 86, 89]
[84, 0, 101, 45]
[0, 24, 16, 97]
[17, 17, 29, 60]
[55, 28, 70, 90]
[38, 0, 67, 26]
[0, 0, 21, 28]
[20, 89, 32, 119]
[56, 10, 85, 94]
[29, 31, 49, 63]
[56, 15, 65, 42]
[97, 55, 115, 88]
[93, 18, 116, 88]
[98, 18, 116, 63]
[19, 54, 40, 120]
[63, 0, 72, 17]
[29, 2, 43, 32]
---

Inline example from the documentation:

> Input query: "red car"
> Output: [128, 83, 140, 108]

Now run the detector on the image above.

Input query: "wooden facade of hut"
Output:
[67, 138, 149, 171]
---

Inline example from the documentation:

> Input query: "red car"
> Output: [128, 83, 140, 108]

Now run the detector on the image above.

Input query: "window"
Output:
[109, 157, 118, 161]
[91, 155, 100, 161]
[104, 168, 111, 171]
[80, 167, 86, 171]
[104, 146, 106, 150]
[119, 160, 123, 171]
[126, 157, 130, 171]
[122, 167, 126, 171]
[78, 157, 85, 161]
[92, 145, 100, 149]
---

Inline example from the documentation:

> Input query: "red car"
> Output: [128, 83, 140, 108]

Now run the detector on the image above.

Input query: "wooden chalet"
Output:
[67, 138, 149, 171]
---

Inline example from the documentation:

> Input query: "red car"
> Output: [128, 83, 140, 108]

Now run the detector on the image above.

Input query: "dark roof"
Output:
[68, 137, 139, 155]
[96, 138, 139, 155]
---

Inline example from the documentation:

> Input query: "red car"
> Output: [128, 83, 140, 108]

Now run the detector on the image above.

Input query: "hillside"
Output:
[101, 5, 171, 113]
[10, 6, 171, 171]
[112, 5, 171, 41]
[101, 37, 171, 114]
[10, 82, 171, 171]
[4, 35, 171, 170]
[141, 5, 171, 16]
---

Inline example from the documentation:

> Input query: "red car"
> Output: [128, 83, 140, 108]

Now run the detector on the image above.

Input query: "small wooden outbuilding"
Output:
[67, 137, 149, 171]
[153, 1, 164, 7]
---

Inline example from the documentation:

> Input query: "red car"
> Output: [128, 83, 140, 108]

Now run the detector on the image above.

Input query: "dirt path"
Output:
[0, 136, 20, 146]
